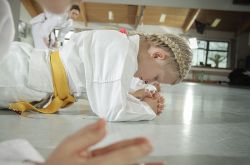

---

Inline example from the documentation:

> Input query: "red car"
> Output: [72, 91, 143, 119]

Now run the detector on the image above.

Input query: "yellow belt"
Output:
[9, 51, 75, 115]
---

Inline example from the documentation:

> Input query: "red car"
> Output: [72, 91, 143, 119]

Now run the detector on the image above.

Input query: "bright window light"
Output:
[189, 37, 198, 49]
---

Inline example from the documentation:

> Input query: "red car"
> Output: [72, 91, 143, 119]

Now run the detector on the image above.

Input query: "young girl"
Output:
[0, 29, 192, 122]
[0, 1, 165, 165]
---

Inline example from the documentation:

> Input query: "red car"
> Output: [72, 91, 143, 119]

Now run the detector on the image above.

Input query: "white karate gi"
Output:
[62, 30, 156, 121]
[0, 0, 15, 61]
[0, 1, 155, 163]
[0, 139, 44, 165]
[0, 29, 156, 121]
[0, 1, 44, 164]
[30, 12, 73, 49]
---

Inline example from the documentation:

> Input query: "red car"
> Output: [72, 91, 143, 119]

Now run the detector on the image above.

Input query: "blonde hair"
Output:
[131, 32, 193, 82]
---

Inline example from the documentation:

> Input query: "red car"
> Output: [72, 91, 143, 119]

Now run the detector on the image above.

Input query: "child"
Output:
[0, 29, 192, 121]
[0, 1, 165, 165]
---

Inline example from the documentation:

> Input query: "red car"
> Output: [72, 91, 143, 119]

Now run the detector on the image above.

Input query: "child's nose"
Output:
[144, 79, 155, 84]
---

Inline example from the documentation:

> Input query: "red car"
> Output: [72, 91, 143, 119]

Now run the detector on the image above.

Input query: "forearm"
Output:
[100, 94, 156, 122]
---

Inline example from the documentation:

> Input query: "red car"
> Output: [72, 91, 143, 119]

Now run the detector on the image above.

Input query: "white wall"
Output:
[235, 32, 250, 68]
[236, 32, 250, 60]
[186, 29, 235, 41]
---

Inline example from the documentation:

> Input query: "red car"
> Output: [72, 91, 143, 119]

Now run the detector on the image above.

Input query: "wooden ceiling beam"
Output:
[21, 0, 39, 17]
[182, 9, 201, 33]
[135, 5, 145, 29]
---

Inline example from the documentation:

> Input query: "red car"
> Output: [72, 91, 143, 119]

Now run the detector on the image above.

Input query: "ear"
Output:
[149, 47, 170, 60]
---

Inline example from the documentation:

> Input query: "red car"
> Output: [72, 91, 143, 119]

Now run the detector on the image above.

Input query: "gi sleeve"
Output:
[86, 80, 156, 122]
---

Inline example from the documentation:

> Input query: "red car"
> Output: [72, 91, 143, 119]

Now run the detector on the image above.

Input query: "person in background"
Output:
[30, 4, 80, 49]
[69, 4, 81, 20]
[0, 0, 164, 164]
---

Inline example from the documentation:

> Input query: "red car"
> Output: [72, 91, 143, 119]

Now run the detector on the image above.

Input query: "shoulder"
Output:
[30, 13, 45, 24]
[91, 30, 129, 52]
[79, 30, 131, 82]
[92, 30, 128, 42]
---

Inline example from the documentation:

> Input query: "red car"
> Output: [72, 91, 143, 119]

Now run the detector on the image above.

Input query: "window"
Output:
[192, 40, 229, 69]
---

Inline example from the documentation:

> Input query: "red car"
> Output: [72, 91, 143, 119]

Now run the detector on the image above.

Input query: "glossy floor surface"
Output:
[0, 83, 250, 165]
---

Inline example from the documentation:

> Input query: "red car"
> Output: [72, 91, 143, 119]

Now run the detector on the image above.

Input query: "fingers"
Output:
[145, 90, 154, 98]
[62, 119, 106, 153]
[158, 96, 165, 103]
[91, 137, 148, 157]
[153, 82, 161, 92]
[152, 92, 160, 99]
[157, 107, 163, 115]
[88, 139, 153, 165]
[157, 96, 165, 115]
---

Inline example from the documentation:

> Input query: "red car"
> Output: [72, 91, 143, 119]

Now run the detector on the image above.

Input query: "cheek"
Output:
[141, 66, 158, 79]
[138, 59, 159, 80]
[160, 72, 178, 84]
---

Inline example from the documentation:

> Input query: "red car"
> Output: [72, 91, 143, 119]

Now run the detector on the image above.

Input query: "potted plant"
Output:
[209, 54, 226, 68]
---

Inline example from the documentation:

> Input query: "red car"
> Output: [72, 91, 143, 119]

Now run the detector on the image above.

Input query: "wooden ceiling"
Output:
[84, 3, 137, 24]
[21, 0, 42, 17]
[143, 6, 189, 27]
[21, 0, 250, 34]
[193, 9, 250, 33]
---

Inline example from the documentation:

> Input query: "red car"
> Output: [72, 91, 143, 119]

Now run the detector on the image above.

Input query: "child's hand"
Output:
[155, 93, 165, 115]
[143, 93, 165, 115]
[129, 88, 155, 100]
[41, 119, 164, 165]
[152, 82, 161, 92]
[129, 82, 161, 100]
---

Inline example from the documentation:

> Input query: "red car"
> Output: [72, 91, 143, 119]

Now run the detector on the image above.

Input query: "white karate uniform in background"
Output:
[30, 11, 73, 49]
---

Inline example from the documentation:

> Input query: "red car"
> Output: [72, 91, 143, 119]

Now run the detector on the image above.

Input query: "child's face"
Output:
[135, 44, 179, 85]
